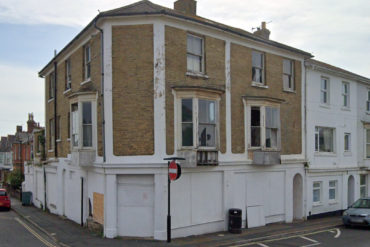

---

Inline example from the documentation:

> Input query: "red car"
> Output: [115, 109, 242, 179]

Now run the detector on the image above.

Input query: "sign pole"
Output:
[163, 157, 185, 243]
[167, 161, 171, 243]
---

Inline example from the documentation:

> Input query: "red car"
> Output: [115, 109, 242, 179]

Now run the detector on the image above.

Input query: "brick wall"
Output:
[45, 33, 102, 159]
[230, 43, 302, 155]
[112, 25, 154, 156]
[165, 26, 226, 155]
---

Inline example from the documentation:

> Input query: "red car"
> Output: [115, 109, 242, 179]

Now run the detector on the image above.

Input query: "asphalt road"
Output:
[0, 209, 58, 247]
[220, 226, 370, 247]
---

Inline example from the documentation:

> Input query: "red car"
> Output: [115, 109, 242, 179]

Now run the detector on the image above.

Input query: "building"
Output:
[12, 113, 41, 174]
[0, 135, 15, 183]
[305, 59, 370, 217]
[25, 0, 314, 240]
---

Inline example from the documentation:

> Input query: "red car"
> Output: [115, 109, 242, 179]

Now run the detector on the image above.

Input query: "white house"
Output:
[305, 59, 370, 217]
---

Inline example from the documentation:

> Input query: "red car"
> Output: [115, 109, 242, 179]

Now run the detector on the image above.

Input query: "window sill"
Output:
[63, 88, 72, 95]
[186, 71, 209, 79]
[343, 151, 352, 156]
[341, 107, 350, 111]
[48, 149, 54, 153]
[80, 78, 92, 85]
[248, 147, 280, 152]
[283, 89, 296, 94]
[56, 139, 61, 143]
[47, 98, 54, 103]
[312, 202, 323, 207]
[319, 104, 330, 109]
[251, 81, 268, 89]
[314, 152, 336, 157]
[328, 200, 338, 205]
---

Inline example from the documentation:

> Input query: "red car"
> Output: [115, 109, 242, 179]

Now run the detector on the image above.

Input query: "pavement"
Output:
[11, 197, 344, 247]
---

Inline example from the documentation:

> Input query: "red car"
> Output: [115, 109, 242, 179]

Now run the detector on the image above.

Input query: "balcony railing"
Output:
[197, 150, 218, 166]
[177, 149, 219, 167]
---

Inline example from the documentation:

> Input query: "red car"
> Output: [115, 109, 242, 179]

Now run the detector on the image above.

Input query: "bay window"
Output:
[70, 98, 95, 149]
[178, 96, 219, 149]
[248, 103, 280, 150]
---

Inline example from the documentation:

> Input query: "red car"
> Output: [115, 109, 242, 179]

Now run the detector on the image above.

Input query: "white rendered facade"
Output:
[305, 60, 370, 217]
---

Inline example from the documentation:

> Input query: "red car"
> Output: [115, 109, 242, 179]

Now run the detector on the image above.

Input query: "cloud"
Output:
[0, 64, 44, 136]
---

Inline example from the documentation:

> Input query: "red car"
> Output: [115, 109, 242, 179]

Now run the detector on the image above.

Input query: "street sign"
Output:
[163, 157, 185, 243]
[169, 161, 181, 181]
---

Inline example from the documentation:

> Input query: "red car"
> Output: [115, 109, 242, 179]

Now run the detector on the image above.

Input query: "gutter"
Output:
[93, 19, 106, 163]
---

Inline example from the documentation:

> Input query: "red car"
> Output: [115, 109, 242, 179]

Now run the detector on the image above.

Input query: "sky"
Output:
[0, 0, 369, 137]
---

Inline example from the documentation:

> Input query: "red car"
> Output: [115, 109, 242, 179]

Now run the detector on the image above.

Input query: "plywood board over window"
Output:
[93, 192, 104, 225]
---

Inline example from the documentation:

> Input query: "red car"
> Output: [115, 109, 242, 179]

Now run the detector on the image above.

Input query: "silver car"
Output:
[342, 197, 370, 227]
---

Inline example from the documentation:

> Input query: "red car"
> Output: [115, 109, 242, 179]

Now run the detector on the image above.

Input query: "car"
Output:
[0, 189, 11, 210]
[342, 197, 370, 227]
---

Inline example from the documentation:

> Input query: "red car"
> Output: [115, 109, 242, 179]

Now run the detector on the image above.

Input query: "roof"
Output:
[306, 59, 370, 83]
[39, 0, 312, 75]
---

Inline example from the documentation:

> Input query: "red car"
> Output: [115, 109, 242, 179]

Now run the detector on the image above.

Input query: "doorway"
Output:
[293, 174, 303, 220]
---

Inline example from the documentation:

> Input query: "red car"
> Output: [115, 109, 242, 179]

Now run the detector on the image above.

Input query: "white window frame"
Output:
[48, 118, 54, 151]
[84, 44, 91, 80]
[328, 180, 338, 202]
[360, 175, 368, 198]
[186, 34, 204, 74]
[344, 133, 351, 152]
[70, 94, 96, 150]
[283, 59, 294, 92]
[315, 126, 335, 153]
[175, 90, 220, 151]
[245, 100, 281, 151]
[65, 58, 72, 90]
[342, 82, 349, 108]
[252, 50, 265, 85]
[313, 181, 322, 205]
[320, 77, 329, 105]
[49, 72, 55, 99]
[366, 128, 370, 159]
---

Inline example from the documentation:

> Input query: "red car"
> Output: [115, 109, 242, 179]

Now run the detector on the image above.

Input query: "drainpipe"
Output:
[53, 61, 58, 158]
[94, 18, 106, 163]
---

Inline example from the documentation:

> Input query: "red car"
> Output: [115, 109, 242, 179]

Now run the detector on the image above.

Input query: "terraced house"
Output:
[27, 0, 313, 240]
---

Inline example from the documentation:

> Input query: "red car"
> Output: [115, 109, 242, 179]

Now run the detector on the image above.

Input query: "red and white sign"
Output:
[169, 161, 178, 181]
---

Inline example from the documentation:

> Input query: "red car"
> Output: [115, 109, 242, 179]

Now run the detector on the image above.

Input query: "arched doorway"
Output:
[293, 174, 303, 220]
[348, 175, 355, 207]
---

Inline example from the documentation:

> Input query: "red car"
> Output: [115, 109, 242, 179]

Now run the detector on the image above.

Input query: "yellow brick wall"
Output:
[165, 26, 226, 155]
[112, 25, 155, 156]
[45, 33, 102, 158]
[230, 43, 302, 155]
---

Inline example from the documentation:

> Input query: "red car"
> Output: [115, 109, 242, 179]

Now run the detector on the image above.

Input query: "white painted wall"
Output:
[306, 69, 358, 169]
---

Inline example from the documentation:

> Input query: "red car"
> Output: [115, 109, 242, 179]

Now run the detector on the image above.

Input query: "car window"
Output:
[0, 191, 7, 196]
[351, 199, 370, 208]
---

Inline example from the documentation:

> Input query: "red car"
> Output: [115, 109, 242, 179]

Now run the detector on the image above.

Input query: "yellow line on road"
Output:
[15, 217, 57, 247]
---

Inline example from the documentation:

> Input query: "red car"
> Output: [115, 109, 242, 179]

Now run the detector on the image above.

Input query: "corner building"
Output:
[31, 0, 312, 239]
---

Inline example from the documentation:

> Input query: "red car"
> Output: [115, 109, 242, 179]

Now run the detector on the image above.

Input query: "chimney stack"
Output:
[174, 0, 197, 15]
[253, 21, 271, 40]
[16, 125, 22, 133]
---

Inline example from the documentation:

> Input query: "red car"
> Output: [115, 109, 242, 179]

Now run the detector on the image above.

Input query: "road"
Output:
[0, 209, 58, 247]
[217, 226, 370, 247]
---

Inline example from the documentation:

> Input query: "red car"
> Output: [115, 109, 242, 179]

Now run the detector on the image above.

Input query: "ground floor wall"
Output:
[24, 160, 306, 240]
[306, 169, 370, 217]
